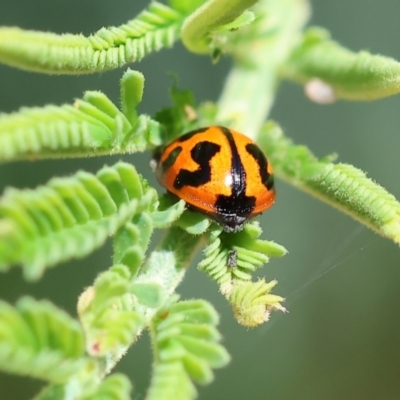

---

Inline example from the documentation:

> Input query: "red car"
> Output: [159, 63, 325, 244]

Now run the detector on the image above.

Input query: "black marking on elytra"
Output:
[161, 146, 182, 174]
[214, 127, 257, 231]
[177, 127, 209, 142]
[157, 128, 208, 168]
[245, 143, 274, 190]
[219, 126, 246, 197]
[265, 174, 274, 191]
[174, 141, 221, 189]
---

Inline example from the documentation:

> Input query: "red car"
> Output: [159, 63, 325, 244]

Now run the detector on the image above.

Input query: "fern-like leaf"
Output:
[198, 222, 286, 285]
[82, 373, 133, 400]
[150, 195, 186, 229]
[0, 70, 161, 163]
[259, 121, 400, 245]
[283, 27, 400, 101]
[0, 104, 108, 162]
[146, 297, 230, 400]
[175, 210, 211, 235]
[0, 297, 93, 383]
[0, 161, 156, 280]
[78, 265, 144, 358]
[33, 384, 65, 400]
[114, 212, 154, 276]
[197, 222, 287, 326]
[229, 279, 286, 327]
[34, 373, 132, 400]
[0, 2, 184, 74]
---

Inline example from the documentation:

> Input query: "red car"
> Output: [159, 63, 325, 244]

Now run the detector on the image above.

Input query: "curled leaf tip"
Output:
[181, 0, 258, 54]
[229, 280, 285, 327]
[284, 26, 400, 101]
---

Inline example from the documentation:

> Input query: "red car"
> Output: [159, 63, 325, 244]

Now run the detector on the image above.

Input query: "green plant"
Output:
[0, 0, 399, 399]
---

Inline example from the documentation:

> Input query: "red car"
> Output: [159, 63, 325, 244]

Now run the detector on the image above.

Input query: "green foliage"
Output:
[113, 212, 154, 275]
[154, 81, 198, 143]
[146, 297, 230, 400]
[33, 384, 66, 400]
[150, 195, 186, 229]
[78, 265, 144, 357]
[283, 27, 400, 101]
[0, 2, 184, 74]
[150, 195, 211, 235]
[0, 162, 156, 280]
[259, 122, 400, 245]
[175, 210, 211, 235]
[0, 0, 400, 399]
[198, 222, 287, 327]
[130, 282, 165, 308]
[0, 70, 161, 163]
[181, 0, 259, 54]
[81, 374, 133, 400]
[199, 222, 286, 285]
[216, 0, 310, 135]
[230, 279, 286, 327]
[0, 297, 92, 383]
[34, 374, 132, 400]
[168, 0, 205, 14]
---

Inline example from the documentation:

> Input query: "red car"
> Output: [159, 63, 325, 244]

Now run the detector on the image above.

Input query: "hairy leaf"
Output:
[35, 373, 132, 400]
[198, 222, 286, 285]
[0, 162, 156, 280]
[154, 83, 198, 143]
[0, 297, 92, 383]
[229, 280, 286, 327]
[150, 195, 186, 229]
[146, 362, 196, 400]
[82, 373, 133, 400]
[0, 70, 161, 163]
[130, 282, 165, 308]
[283, 27, 400, 101]
[0, 2, 184, 74]
[113, 212, 154, 276]
[78, 265, 144, 357]
[33, 384, 65, 400]
[197, 222, 287, 326]
[260, 122, 400, 245]
[175, 210, 211, 235]
[168, 0, 205, 14]
[146, 298, 229, 400]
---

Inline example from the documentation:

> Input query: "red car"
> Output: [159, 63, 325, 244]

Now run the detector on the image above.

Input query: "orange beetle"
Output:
[155, 126, 275, 232]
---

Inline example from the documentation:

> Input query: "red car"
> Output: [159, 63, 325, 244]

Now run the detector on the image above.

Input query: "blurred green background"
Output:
[1, 1, 400, 399]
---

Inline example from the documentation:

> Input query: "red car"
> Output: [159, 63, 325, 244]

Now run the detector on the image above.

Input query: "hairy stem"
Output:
[217, 0, 310, 138]
[104, 227, 204, 374]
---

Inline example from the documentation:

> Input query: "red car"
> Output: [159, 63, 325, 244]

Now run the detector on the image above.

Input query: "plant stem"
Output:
[217, 0, 310, 138]
[104, 227, 204, 374]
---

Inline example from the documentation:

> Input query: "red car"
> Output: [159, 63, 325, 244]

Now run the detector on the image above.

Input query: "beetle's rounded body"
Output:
[156, 126, 275, 232]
